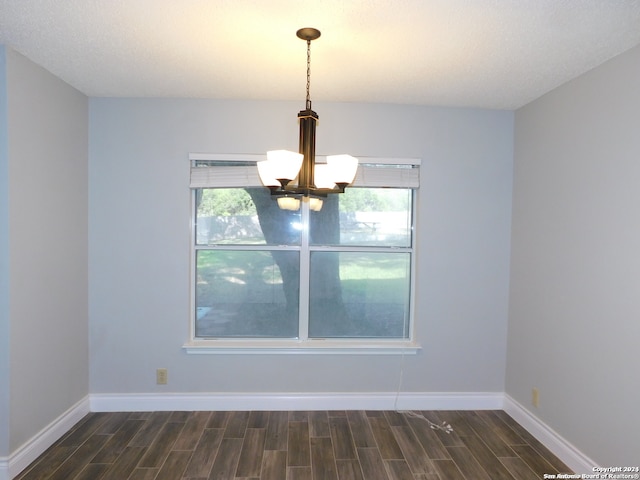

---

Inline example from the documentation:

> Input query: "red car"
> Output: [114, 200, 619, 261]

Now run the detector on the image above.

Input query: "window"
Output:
[186, 154, 420, 353]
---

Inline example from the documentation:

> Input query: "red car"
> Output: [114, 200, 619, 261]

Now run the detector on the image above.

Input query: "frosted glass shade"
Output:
[277, 196, 301, 211]
[266, 150, 304, 182]
[313, 164, 336, 189]
[309, 197, 324, 211]
[257, 160, 279, 187]
[327, 154, 358, 184]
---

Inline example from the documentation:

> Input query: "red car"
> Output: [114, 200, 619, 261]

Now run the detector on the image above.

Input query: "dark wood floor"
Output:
[14, 410, 573, 480]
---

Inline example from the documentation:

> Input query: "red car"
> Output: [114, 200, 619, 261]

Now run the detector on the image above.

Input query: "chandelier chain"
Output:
[306, 39, 312, 110]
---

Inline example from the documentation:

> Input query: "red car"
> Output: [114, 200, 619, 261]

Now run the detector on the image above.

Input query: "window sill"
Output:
[183, 339, 421, 355]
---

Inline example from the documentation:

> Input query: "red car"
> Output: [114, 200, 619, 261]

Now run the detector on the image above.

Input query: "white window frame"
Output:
[183, 154, 421, 355]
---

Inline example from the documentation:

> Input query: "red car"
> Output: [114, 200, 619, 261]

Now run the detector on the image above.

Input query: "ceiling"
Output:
[1, 1, 640, 110]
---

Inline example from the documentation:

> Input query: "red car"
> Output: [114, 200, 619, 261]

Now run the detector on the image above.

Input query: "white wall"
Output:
[89, 99, 513, 398]
[507, 44, 640, 465]
[4, 48, 89, 453]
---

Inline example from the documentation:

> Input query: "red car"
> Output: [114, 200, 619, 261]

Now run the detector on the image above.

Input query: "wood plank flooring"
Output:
[14, 410, 573, 480]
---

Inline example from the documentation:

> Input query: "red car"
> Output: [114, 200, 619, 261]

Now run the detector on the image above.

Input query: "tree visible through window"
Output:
[190, 155, 419, 343]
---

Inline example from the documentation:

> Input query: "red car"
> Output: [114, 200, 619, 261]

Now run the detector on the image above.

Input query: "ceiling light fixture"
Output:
[257, 28, 358, 211]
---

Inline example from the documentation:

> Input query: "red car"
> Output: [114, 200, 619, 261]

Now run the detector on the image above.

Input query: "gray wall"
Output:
[88, 99, 514, 395]
[2, 47, 89, 453]
[0, 47, 10, 461]
[507, 44, 640, 464]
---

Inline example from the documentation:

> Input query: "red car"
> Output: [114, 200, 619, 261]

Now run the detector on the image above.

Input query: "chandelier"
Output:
[257, 28, 358, 211]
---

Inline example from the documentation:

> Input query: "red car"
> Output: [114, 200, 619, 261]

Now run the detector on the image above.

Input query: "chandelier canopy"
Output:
[257, 28, 358, 211]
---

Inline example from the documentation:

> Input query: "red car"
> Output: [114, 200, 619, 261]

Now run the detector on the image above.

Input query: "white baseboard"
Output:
[90, 391, 504, 412]
[2, 392, 596, 480]
[503, 394, 598, 473]
[2, 396, 90, 480]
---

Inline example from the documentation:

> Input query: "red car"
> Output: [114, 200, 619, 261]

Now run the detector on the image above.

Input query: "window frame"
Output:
[184, 154, 421, 355]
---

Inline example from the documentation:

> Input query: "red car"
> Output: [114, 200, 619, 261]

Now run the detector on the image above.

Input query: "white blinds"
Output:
[190, 166, 263, 189]
[351, 165, 419, 188]
[189, 153, 420, 189]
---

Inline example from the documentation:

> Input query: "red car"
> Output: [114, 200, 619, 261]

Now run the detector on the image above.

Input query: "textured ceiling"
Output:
[1, 1, 640, 109]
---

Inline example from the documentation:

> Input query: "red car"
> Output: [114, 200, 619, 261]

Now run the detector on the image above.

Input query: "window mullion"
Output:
[298, 200, 311, 340]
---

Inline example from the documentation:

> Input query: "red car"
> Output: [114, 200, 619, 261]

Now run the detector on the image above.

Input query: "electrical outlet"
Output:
[532, 387, 540, 408]
[156, 368, 168, 385]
